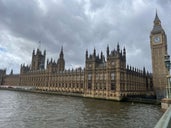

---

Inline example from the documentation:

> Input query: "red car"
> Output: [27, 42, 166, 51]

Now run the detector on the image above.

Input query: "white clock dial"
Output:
[154, 36, 161, 43]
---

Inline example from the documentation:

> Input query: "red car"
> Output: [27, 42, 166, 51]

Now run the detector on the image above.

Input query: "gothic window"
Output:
[80, 83, 83, 88]
[121, 73, 124, 80]
[111, 73, 115, 80]
[104, 73, 107, 80]
[95, 83, 97, 89]
[100, 74, 103, 80]
[96, 74, 99, 80]
[88, 83, 91, 89]
[111, 83, 115, 90]
[97, 83, 100, 90]
[88, 74, 92, 80]
[100, 84, 102, 90]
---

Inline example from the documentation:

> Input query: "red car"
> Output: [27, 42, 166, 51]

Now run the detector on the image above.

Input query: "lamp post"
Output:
[164, 54, 171, 98]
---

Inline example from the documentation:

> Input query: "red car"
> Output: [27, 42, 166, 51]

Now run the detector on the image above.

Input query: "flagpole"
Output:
[38, 41, 41, 49]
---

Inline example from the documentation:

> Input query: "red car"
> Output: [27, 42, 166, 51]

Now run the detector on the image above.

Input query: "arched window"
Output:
[88, 74, 92, 80]
[111, 73, 115, 80]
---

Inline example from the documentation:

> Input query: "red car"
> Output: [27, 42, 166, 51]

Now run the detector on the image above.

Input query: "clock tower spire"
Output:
[150, 11, 168, 99]
[154, 10, 161, 25]
[151, 11, 164, 34]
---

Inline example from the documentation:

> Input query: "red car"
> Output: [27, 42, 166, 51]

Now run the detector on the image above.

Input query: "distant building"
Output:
[3, 74, 20, 86]
[0, 69, 6, 85]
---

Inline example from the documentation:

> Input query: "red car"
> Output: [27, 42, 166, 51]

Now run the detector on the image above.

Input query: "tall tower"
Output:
[57, 46, 65, 71]
[0, 69, 6, 85]
[31, 48, 46, 71]
[106, 44, 126, 95]
[150, 12, 168, 99]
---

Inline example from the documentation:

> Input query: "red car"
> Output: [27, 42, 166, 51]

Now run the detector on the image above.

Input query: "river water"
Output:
[0, 90, 162, 128]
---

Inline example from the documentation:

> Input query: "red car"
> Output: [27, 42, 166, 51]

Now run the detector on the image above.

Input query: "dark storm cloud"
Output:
[0, 0, 170, 73]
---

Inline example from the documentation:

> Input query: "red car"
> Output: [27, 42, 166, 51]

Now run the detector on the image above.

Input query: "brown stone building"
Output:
[3, 13, 169, 101]
[2, 44, 153, 101]
[0, 69, 6, 85]
[3, 70, 20, 86]
[150, 12, 168, 99]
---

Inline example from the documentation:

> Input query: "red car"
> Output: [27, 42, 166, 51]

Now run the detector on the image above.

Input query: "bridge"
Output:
[155, 105, 171, 128]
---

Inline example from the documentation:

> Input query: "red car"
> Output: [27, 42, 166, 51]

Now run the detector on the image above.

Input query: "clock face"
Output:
[154, 36, 161, 43]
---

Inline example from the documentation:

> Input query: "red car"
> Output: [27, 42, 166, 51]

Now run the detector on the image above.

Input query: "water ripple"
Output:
[0, 90, 163, 128]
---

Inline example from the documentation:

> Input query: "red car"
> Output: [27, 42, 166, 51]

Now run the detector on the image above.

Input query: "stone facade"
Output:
[0, 69, 6, 85]
[3, 70, 20, 86]
[3, 74, 20, 86]
[2, 44, 153, 101]
[150, 12, 168, 99]
[83, 45, 153, 100]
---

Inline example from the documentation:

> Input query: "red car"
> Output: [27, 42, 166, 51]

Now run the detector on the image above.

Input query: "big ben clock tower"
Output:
[150, 12, 168, 99]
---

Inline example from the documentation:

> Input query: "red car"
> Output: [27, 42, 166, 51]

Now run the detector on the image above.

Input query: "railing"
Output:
[155, 105, 171, 128]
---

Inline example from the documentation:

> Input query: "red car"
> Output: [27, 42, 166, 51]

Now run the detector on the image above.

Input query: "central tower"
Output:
[150, 12, 168, 99]
[31, 48, 46, 71]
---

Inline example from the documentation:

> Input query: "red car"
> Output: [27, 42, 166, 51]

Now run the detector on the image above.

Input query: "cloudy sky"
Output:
[0, 0, 171, 74]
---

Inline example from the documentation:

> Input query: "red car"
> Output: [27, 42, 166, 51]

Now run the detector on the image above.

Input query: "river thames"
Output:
[0, 90, 162, 128]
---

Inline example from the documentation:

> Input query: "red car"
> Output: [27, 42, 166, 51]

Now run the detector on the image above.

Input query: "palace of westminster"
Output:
[0, 12, 169, 100]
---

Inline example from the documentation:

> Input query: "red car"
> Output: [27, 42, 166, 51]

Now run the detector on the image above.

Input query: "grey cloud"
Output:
[0, 0, 170, 73]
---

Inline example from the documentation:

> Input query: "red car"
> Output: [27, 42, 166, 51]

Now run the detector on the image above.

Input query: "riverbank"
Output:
[124, 97, 160, 105]
[0, 86, 159, 105]
[0, 85, 84, 97]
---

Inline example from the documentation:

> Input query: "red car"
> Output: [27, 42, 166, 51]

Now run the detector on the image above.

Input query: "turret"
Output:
[93, 48, 96, 57]
[143, 67, 146, 75]
[107, 45, 109, 57]
[36, 48, 40, 54]
[10, 69, 13, 75]
[107, 44, 126, 70]
[20, 64, 30, 74]
[44, 50, 46, 56]
[86, 50, 88, 59]
[123, 47, 126, 56]
[57, 46, 65, 71]
[101, 51, 103, 59]
[60, 46, 64, 59]
[32, 49, 35, 55]
[117, 43, 120, 52]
